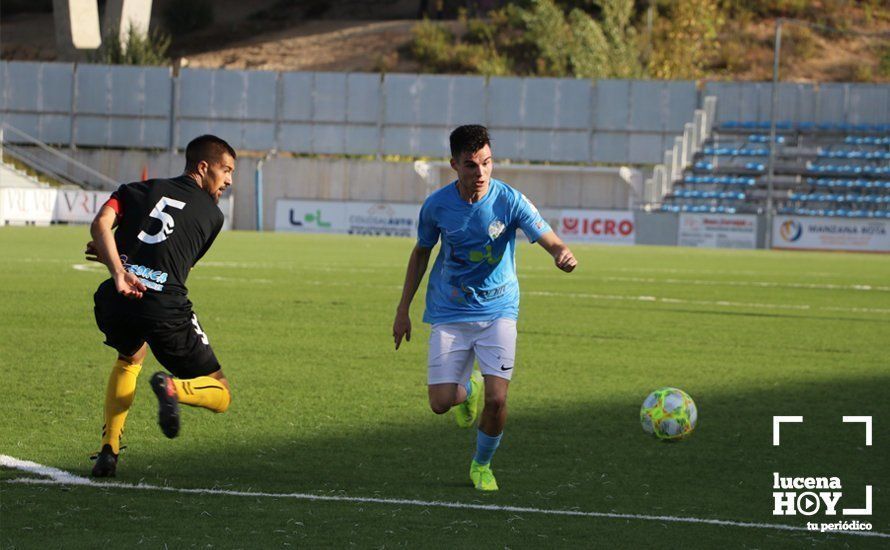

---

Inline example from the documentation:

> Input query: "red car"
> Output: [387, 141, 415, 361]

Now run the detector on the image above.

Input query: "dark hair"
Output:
[185, 135, 236, 169]
[449, 125, 491, 159]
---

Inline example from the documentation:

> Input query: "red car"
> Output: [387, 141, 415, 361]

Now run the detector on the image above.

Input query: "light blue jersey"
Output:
[417, 178, 552, 324]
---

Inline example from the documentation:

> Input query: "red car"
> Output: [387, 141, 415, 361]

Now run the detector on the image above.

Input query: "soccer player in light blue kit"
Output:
[393, 125, 577, 491]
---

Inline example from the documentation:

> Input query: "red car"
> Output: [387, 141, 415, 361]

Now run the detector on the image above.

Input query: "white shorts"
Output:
[427, 318, 517, 385]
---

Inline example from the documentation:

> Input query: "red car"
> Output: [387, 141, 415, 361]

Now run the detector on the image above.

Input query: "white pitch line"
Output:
[69, 265, 273, 284]
[293, 280, 890, 315]
[524, 290, 890, 315]
[200, 276, 274, 284]
[596, 276, 890, 293]
[64, 259, 890, 293]
[0, 455, 92, 485]
[66, 264, 890, 315]
[291, 279, 890, 316]
[71, 263, 104, 272]
[2, 456, 887, 539]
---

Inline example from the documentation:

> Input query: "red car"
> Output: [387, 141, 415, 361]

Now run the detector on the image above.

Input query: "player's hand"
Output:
[553, 247, 577, 273]
[85, 240, 102, 263]
[393, 310, 412, 350]
[113, 270, 147, 299]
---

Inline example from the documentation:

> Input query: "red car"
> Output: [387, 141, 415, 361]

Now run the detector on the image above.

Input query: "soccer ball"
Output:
[640, 387, 697, 441]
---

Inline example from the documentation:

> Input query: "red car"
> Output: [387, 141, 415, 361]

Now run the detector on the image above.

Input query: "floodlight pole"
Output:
[255, 157, 265, 232]
[255, 149, 277, 231]
[765, 18, 783, 250]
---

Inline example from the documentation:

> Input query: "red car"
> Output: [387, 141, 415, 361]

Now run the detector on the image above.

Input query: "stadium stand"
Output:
[0, 162, 47, 188]
[0, 123, 117, 190]
[659, 119, 890, 218]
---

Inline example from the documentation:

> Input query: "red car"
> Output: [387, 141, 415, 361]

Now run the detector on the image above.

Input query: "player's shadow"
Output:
[57, 374, 888, 532]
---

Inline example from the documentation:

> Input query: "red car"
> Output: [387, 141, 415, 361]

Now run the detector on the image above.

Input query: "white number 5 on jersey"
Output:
[138, 196, 186, 244]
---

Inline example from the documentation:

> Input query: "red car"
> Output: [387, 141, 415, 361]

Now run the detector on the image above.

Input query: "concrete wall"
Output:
[9, 142, 775, 248]
[4, 61, 888, 166]
[633, 212, 769, 247]
[419, 162, 640, 210]
[633, 211, 680, 246]
[20, 148, 635, 230]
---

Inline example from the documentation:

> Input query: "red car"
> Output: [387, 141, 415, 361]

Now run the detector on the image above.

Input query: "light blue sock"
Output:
[473, 429, 502, 465]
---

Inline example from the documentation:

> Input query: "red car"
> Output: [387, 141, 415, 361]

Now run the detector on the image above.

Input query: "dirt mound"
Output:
[0, 1, 886, 81]
[183, 19, 419, 73]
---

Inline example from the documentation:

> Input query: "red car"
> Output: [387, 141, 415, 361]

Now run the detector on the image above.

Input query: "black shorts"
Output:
[94, 287, 221, 379]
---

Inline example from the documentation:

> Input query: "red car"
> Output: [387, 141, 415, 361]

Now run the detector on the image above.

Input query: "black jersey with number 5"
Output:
[102, 175, 223, 319]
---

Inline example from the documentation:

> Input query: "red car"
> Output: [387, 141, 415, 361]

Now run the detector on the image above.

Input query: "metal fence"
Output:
[2, 61, 888, 164]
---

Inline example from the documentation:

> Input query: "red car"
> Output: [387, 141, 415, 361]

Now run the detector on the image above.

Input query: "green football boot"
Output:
[469, 460, 499, 491]
[454, 371, 484, 428]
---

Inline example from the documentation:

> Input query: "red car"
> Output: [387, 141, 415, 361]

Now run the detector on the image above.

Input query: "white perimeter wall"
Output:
[18, 147, 636, 231]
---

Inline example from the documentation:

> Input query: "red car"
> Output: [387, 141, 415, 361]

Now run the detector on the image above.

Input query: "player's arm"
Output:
[90, 205, 147, 299]
[85, 213, 119, 262]
[536, 231, 577, 273]
[393, 244, 432, 350]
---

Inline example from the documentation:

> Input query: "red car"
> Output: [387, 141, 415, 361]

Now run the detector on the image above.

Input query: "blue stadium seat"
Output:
[699, 121, 886, 219]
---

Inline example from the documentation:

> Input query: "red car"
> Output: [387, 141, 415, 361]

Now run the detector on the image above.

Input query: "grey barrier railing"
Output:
[1, 122, 120, 189]
[1, 61, 887, 165]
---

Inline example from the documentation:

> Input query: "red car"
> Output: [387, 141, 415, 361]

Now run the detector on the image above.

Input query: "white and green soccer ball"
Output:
[640, 387, 697, 441]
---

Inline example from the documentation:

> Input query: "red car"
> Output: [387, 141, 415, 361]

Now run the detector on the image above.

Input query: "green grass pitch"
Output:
[0, 226, 888, 548]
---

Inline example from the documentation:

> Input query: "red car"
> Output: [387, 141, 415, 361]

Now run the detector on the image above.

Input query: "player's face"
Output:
[199, 153, 235, 204]
[451, 145, 492, 199]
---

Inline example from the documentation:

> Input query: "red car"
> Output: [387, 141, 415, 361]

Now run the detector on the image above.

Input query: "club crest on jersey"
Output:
[488, 220, 506, 240]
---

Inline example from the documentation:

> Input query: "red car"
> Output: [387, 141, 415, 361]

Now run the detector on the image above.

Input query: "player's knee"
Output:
[120, 343, 148, 365]
[483, 394, 507, 413]
[429, 398, 451, 415]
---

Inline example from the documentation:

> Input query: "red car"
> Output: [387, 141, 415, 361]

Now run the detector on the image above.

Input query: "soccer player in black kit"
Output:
[89, 135, 235, 477]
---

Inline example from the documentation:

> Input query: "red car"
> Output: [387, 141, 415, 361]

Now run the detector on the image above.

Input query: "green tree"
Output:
[94, 26, 171, 66]
[574, 0, 643, 78]
[649, 0, 723, 79]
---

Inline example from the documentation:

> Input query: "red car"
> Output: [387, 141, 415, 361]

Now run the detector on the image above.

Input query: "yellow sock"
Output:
[102, 359, 142, 454]
[173, 377, 231, 413]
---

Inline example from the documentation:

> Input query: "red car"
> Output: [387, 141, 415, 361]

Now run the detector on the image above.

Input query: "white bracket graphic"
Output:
[773, 416, 803, 446]
[843, 485, 873, 515]
[842, 416, 873, 446]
